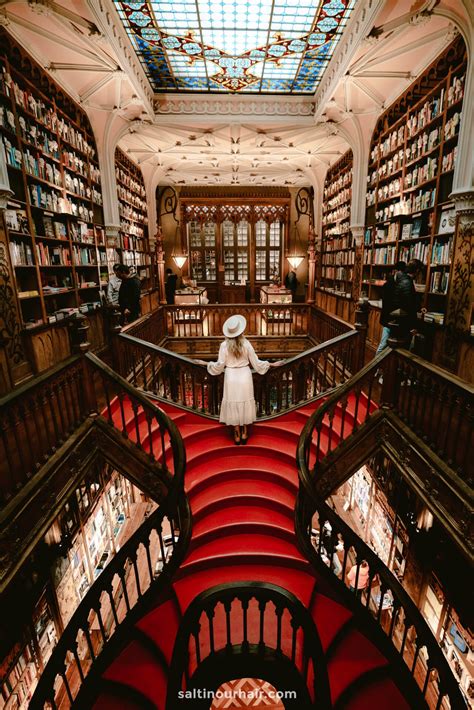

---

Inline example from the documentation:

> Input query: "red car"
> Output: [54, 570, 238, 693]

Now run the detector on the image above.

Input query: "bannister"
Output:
[0, 355, 87, 504]
[294, 494, 466, 710]
[166, 581, 331, 709]
[118, 329, 360, 419]
[296, 348, 471, 709]
[0, 353, 187, 505]
[31, 495, 191, 710]
[123, 303, 354, 343]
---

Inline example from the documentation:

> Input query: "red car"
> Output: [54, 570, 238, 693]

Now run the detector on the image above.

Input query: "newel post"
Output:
[69, 314, 97, 412]
[306, 225, 316, 304]
[354, 298, 368, 372]
[109, 306, 125, 375]
[155, 226, 167, 305]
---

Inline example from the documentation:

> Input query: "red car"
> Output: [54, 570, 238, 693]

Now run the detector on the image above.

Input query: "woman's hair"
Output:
[226, 334, 246, 358]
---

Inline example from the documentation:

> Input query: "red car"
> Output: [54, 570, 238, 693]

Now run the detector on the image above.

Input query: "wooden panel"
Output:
[87, 311, 106, 352]
[161, 335, 313, 359]
[220, 284, 247, 303]
[28, 326, 71, 373]
[367, 307, 382, 349]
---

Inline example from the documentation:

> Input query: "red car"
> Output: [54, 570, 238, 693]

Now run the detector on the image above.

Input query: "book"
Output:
[437, 207, 456, 234]
[411, 217, 422, 237]
[53, 221, 67, 239]
[43, 216, 54, 238]
[401, 223, 412, 240]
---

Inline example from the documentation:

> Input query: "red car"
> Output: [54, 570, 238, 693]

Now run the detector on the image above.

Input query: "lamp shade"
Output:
[287, 255, 304, 269]
[173, 255, 187, 269]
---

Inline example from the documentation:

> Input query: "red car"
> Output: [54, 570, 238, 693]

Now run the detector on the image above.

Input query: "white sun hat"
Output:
[223, 314, 247, 338]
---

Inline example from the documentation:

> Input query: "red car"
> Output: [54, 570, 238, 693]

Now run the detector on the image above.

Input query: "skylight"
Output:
[114, 0, 355, 94]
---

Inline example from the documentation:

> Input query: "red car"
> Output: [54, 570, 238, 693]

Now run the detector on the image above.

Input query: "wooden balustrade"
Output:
[296, 348, 472, 710]
[166, 582, 331, 709]
[118, 330, 360, 419]
[0, 352, 186, 506]
[0, 356, 88, 504]
[295, 494, 466, 710]
[31, 496, 191, 710]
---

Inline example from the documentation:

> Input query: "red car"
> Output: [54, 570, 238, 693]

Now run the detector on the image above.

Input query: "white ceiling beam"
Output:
[80, 74, 115, 103]
[5, 11, 114, 69]
[361, 28, 449, 71]
[356, 70, 414, 79]
[349, 77, 384, 108]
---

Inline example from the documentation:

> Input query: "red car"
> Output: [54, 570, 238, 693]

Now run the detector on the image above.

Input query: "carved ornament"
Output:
[154, 97, 315, 117]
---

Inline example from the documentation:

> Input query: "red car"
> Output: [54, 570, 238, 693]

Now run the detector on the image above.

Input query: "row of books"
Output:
[116, 166, 146, 197]
[322, 267, 353, 281]
[323, 169, 352, 198]
[407, 89, 444, 138]
[430, 271, 449, 294]
[399, 241, 429, 265]
[36, 242, 71, 266]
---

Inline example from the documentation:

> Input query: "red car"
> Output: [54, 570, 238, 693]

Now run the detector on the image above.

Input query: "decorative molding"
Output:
[350, 224, 365, 247]
[0, 242, 24, 364]
[451, 189, 474, 216]
[154, 96, 315, 117]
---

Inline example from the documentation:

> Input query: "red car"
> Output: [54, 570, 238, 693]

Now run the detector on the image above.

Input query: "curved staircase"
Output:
[90, 395, 411, 709]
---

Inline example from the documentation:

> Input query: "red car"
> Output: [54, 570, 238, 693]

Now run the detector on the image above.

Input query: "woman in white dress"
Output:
[196, 315, 283, 444]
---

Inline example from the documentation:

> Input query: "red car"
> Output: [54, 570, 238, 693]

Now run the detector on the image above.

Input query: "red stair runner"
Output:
[93, 395, 410, 709]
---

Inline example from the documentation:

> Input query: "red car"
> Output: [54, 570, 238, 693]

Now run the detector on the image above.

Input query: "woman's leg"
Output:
[233, 426, 241, 444]
[241, 424, 248, 443]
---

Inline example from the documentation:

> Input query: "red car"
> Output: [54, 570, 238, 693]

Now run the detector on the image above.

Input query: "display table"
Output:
[174, 287, 208, 305]
[260, 285, 292, 304]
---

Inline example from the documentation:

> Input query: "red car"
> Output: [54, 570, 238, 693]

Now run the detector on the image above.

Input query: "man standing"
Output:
[375, 260, 406, 355]
[284, 269, 299, 301]
[392, 259, 422, 345]
[117, 265, 141, 324]
[165, 267, 178, 304]
[107, 264, 121, 306]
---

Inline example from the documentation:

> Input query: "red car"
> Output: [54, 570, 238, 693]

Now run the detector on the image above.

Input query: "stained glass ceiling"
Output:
[114, 0, 355, 94]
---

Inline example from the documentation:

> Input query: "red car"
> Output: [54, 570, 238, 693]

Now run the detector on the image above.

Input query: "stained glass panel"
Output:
[113, 0, 356, 93]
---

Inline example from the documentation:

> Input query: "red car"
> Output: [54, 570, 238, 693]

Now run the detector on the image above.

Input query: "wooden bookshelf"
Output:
[363, 37, 466, 328]
[320, 150, 353, 299]
[114, 147, 152, 291]
[0, 39, 105, 331]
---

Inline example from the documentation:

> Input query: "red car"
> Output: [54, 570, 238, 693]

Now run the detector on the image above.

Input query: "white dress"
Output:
[207, 339, 270, 425]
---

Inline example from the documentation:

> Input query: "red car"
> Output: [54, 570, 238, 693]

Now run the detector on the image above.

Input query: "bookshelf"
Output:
[320, 150, 353, 299]
[0, 42, 105, 331]
[363, 37, 466, 327]
[115, 148, 152, 292]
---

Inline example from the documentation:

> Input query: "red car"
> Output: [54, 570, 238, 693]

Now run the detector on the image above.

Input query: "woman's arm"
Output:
[246, 341, 271, 375]
[206, 341, 226, 376]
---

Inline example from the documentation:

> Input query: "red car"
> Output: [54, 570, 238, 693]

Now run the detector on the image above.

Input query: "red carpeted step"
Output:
[192, 493, 294, 526]
[135, 597, 181, 665]
[342, 676, 411, 709]
[188, 475, 296, 516]
[185, 449, 297, 491]
[102, 639, 167, 708]
[183, 531, 306, 568]
[188, 466, 298, 499]
[173, 564, 316, 613]
[327, 628, 388, 705]
[310, 592, 353, 653]
[192, 502, 295, 537]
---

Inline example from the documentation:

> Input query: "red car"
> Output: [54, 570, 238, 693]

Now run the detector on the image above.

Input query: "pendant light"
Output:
[171, 224, 188, 270]
[287, 224, 305, 269]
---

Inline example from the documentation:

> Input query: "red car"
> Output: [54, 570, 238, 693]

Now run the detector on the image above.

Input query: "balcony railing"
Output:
[296, 349, 471, 710]
[166, 581, 331, 709]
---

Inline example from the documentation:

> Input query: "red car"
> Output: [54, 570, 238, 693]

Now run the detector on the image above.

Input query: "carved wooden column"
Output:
[441, 190, 474, 372]
[306, 225, 316, 303]
[155, 225, 166, 304]
[350, 225, 365, 305]
[249, 211, 256, 303]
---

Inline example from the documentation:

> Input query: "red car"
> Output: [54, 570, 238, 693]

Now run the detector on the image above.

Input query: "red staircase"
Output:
[93, 397, 409, 709]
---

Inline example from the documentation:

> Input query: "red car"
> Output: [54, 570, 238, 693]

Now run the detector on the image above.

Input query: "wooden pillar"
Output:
[249, 216, 256, 303]
[306, 225, 316, 303]
[441, 190, 474, 372]
[155, 226, 166, 304]
[350, 225, 365, 304]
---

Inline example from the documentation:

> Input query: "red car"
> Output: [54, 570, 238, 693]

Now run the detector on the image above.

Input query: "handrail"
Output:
[85, 352, 186, 483]
[117, 329, 360, 418]
[31, 494, 191, 710]
[294, 494, 466, 710]
[296, 348, 470, 710]
[166, 581, 331, 709]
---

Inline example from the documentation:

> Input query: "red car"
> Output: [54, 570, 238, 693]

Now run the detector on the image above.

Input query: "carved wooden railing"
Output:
[166, 582, 331, 709]
[296, 349, 471, 710]
[31, 496, 191, 710]
[122, 303, 355, 345]
[0, 351, 186, 509]
[117, 329, 360, 419]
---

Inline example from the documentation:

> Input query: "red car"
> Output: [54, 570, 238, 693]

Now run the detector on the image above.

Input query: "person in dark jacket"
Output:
[117, 264, 141, 324]
[392, 259, 422, 343]
[375, 261, 406, 355]
[165, 267, 178, 304]
[284, 269, 299, 300]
